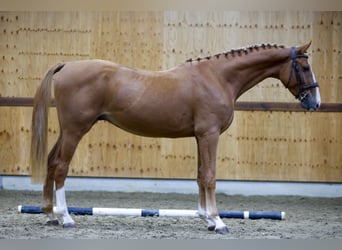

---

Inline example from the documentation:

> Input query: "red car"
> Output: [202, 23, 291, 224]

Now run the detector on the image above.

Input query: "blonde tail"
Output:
[30, 63, 65, 184]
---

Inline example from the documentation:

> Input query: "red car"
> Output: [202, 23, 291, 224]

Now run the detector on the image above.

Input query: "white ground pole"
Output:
[17, 205, 286, 220]
[1, 176, 342, 197]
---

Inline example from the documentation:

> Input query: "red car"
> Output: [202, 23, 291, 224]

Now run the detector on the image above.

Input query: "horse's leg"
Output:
[42, 135, 62, 225]
[42, 125, 88, 228]
[197, 173, 217, 231]
[196, 138, 215, 231]
[196, 132, 229, 234]
[53, 129, 86, 228]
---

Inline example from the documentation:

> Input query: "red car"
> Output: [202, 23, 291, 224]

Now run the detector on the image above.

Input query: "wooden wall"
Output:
[0, 11, 341, 182]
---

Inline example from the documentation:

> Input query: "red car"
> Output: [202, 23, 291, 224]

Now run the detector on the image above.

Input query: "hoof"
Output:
[215, 226, 229, 234]
[207, 225, 215, 231]
[63, 223, 76, 229]
[46, 219, 59, 226]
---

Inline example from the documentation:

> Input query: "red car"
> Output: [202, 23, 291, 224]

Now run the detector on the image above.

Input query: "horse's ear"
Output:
[296, 41, 312, 54]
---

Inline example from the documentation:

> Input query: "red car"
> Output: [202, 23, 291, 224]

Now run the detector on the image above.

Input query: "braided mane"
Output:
[185, 43, 285, 63]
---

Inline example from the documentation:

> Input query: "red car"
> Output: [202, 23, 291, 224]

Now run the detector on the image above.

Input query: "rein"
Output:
[285, 47, 319, 100]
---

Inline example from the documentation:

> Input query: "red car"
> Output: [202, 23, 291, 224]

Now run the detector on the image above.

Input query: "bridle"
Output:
[285, 47, 319, 101]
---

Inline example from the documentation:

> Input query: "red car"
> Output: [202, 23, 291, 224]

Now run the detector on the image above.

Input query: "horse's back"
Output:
[54, 59, 117, 83]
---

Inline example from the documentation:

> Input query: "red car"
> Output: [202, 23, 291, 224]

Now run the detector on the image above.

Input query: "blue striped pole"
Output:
[18, 205, 285, 220]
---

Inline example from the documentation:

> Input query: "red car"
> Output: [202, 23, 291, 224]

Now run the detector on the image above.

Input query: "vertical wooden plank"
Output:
[312, 12, 342, 103]
[0, 12, 21, 97]
[0, 107, 60, 175]
[216, 111, 342, 182]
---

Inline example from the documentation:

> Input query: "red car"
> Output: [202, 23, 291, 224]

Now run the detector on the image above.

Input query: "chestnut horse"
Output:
[30, 42, 320, 233]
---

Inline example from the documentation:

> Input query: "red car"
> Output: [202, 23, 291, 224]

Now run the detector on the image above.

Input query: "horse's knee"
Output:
[197, 176, 216, 189]
[197, 165, 216, 188]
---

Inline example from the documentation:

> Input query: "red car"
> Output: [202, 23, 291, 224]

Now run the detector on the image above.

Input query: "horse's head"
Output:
[280, 41, 321, 111]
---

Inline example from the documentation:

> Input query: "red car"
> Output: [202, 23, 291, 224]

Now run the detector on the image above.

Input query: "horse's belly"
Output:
[103, 108, 195, 138]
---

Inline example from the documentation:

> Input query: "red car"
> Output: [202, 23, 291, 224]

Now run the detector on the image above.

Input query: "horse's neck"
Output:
[212, 48, 290, 100]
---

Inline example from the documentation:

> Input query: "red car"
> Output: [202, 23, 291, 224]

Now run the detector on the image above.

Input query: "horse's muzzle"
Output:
[300, 91, 320, 111]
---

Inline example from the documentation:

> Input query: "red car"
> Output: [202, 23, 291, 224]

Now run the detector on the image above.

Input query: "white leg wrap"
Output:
[212, 216, 226, 229]
[56, 187, 75, 225]
[198, 203, 227, 231]
[198, 204, 216, 229]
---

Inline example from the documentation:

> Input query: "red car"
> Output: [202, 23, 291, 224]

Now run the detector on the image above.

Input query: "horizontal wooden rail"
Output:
[0, 97, 341, 112]
[234, 102, 342, 112]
